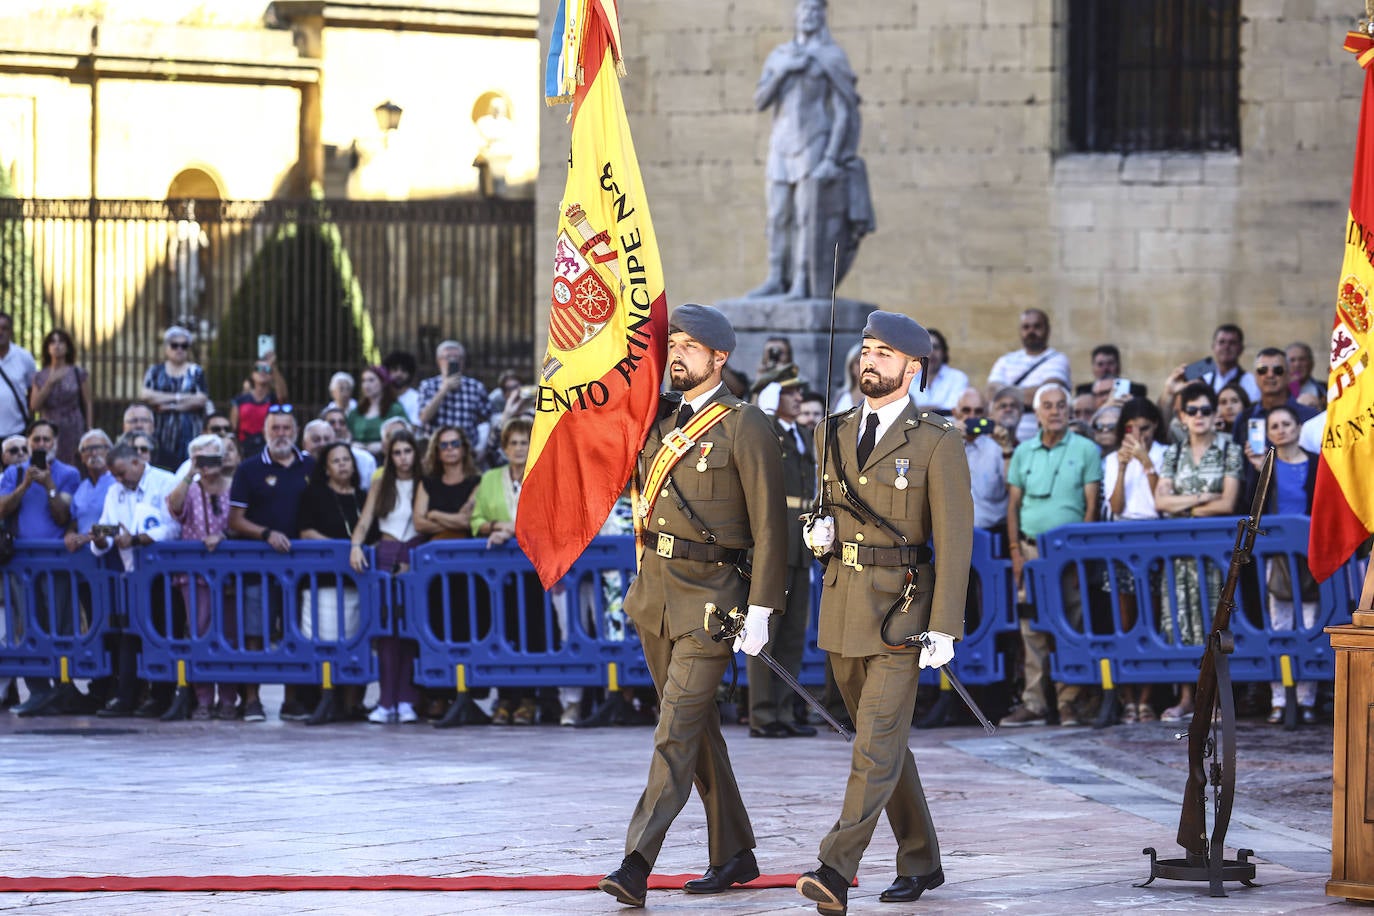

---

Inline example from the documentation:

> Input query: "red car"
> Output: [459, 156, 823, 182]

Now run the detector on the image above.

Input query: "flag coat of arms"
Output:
[1310, 29, 1374, 581]
[517, 0, 668, 588]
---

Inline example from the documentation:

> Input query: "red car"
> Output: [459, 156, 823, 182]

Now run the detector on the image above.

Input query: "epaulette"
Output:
[915, 410, 958, 432]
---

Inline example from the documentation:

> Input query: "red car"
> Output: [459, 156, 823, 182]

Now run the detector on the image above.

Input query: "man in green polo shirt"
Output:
[1000, 382, 1101, 727]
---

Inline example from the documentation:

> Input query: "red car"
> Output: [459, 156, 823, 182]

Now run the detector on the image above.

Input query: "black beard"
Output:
[859, 370, 901, 399]
[670, 364, 712, 392]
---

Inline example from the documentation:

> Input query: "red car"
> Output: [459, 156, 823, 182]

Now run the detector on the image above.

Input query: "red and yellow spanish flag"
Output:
[517, 0, 668, 588]
[1310, 30, 1374, 581]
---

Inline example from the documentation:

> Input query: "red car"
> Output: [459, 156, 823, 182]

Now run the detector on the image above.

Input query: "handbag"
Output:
[1267, 557, 1318, 603]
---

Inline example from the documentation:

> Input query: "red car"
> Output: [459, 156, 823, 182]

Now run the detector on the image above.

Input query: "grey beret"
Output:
[862, 310, 931, 359]
[669, 303, 736, 353]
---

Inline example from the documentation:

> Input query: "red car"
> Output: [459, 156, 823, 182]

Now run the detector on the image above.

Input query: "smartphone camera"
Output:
[31, 449, 47, 470]
[964, 417, 992, 436]
[1111, 378, 1132, 399]
[92, 524, 119, 539]
[1247, 418, 1267, 455]
[194, 455, 224, 469]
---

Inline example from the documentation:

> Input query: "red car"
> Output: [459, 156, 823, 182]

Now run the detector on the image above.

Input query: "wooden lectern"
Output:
[1327, 565, 1374, 902]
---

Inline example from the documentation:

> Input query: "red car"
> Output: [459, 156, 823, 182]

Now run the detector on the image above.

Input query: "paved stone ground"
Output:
[0, 686, 1361, 915]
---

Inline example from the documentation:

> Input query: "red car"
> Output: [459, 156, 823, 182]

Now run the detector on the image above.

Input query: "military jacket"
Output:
[813, 401, 973, 658]
[625, 387, 788, 640]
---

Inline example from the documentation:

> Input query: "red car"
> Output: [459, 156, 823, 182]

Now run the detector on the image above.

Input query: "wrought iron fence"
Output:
[1067, 0, 1240, 154]
[0, 197, 536, 432]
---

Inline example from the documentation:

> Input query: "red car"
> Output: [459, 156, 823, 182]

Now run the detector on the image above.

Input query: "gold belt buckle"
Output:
[656, 532, 675, 559]
[841, 541, 859, 568]
[662, 428, 694, 457]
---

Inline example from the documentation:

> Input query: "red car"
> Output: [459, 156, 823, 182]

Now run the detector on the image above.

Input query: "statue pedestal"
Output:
[1326, 611, 1374, 902]
[715, 296, 877, 399]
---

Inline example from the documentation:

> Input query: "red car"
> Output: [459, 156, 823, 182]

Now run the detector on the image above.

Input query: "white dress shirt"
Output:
[90, 465, 180, 571]
[857, 395, 911, 453]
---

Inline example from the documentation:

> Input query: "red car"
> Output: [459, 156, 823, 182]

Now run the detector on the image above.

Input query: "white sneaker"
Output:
[368, 705, 397, 724]
[560, 701, 580, 726]
[397, 702, 419, 724]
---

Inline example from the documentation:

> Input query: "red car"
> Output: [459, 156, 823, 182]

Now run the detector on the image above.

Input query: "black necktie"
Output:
[857, 412, 879, 467]
[676, 403, 695, 428]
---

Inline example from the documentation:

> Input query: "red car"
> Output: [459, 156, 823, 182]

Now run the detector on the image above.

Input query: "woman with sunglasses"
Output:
[229, 352, 287, 456]
[413, 426, 483, 720]
[166, 433, 235, 720]
[30, 329, 90, 467]
[1152, 381, 1242, 723]
[298, 441, 367, 724]
[141, 327, 209, 469]
[350, 430, 423, 724]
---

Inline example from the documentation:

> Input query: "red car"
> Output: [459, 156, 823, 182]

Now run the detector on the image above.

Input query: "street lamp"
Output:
[374, 100, 403, 134]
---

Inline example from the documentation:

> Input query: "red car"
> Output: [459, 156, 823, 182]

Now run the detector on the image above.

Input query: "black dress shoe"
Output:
[783, 720, 818, 737]
[797, 863, 849, 915]
[683, 848, 759, 894]
[879, 866, 944, 903]
[598, 851, 650, 907]
[133, 698, 166, 719]
[96, 698, 134, 718]
[748, 722, 791, 738]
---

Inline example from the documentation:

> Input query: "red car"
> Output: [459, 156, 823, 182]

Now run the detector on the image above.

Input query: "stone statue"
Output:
[473, 95, 514, 197]
[748, 0, 874, 301]
[168, 200, 208, 326]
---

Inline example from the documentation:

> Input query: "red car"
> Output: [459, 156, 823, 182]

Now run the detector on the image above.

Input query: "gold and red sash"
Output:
[637, 402, 733, 521]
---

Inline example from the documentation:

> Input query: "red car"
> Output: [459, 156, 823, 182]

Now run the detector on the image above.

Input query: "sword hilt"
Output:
[703, 602, 745, 643]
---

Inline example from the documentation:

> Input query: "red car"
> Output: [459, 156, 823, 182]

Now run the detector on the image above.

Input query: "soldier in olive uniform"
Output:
[599, 303, 788, 908]
[796, 312, 974, 916]
[748, 364, 819, 738]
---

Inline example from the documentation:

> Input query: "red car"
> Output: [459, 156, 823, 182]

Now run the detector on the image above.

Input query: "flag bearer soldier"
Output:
[797, 311, 974, 915]
[748, 363, 819, 738]
[599, 303, 788, 908]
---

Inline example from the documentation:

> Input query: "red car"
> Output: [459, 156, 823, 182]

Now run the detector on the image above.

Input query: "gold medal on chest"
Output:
[696, 441, 713, 473]
[894, 458, 910, 490]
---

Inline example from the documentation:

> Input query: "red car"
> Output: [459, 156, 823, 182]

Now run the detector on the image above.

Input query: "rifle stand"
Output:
[1138, 629, 1258, 897]
[1137, 847, 1258, 897]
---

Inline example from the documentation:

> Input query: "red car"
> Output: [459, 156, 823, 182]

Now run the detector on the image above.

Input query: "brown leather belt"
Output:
[640, 532, 747, 565]
[834, 542, 933, 569]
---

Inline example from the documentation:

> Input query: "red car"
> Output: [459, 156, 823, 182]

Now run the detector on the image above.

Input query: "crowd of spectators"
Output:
[0, 321, 551, 725]
[0, 310, 1340, 732]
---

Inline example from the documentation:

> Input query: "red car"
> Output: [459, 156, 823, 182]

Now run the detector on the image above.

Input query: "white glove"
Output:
[802, 515, 835, 556]
[918, 631, 955, 670]
[732, 605, 772, 656]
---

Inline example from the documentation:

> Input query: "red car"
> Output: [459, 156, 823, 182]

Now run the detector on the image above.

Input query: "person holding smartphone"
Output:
[1230, 348, 1318, 494]
[230, 347, 287, 455]
[417, 340, 490, 447]
[167, 434, 235, 720]
[0, 419, 81, 715]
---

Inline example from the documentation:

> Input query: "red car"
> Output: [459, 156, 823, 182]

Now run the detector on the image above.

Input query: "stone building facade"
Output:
[537, 0, 1359, 390]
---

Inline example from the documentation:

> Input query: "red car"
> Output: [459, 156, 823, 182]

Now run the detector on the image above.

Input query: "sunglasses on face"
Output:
[134, 445, 152, 454]
[438, 440, 466, 450]
[1183, 405, 1215, 417]
[167, 341, 190, 350]
[1255, 365, 1286, 377]
[4, 447, 26, 456]
[207, 425, 232, 434]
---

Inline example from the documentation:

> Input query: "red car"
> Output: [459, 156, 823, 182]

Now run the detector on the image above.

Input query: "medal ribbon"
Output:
[640, 402, 732, 520]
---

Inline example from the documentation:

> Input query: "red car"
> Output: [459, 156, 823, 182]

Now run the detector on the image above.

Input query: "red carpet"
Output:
[0, 873, 815, 892]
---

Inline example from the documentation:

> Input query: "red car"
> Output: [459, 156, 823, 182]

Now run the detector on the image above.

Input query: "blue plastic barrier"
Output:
[126, 541, 386, 687]
[0, 540, 117, 681]
[403, 536, 648, 691]
[1023, 515, 1353, 689]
